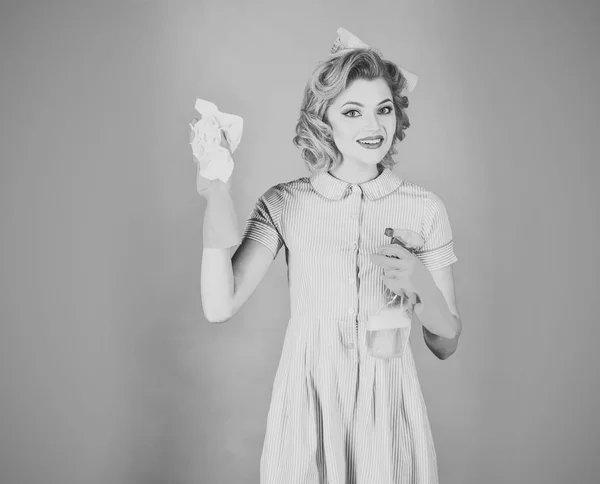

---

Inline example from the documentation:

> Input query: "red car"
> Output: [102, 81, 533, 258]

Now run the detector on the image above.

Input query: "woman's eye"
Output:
[343, 106, 393, 117]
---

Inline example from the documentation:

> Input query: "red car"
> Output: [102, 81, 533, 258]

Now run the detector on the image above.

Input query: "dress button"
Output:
[350, 213, 359, 220]
[348, 276, 354, 283]
[347, 342, 355, 350]
[352, 242, 358, 250]
[348, 307, 355, 316]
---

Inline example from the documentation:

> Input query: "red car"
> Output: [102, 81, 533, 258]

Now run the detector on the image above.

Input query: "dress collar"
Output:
[309, 167, 403, 201]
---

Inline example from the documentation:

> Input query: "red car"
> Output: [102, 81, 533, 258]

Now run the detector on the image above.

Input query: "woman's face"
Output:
[326, 77, 396, 168]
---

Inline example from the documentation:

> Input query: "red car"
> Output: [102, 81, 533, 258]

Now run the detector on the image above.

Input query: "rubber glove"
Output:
[190, 120, 242, 249]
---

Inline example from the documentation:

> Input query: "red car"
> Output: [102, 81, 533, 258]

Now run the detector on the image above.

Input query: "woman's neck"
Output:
[328, 163, 384, 184]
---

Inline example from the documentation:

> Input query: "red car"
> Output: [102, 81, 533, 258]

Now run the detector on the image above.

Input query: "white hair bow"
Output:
[329, 27, 418, 93]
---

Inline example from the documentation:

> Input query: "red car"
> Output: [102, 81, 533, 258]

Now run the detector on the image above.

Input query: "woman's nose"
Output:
[363, 115, 380, 131]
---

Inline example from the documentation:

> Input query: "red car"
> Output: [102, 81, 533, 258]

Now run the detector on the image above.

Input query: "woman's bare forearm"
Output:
[413, 278, 461, 359]
[201, 247, 234, 323]
[413, 279, 458, 339]
[422, 316, 461, 360]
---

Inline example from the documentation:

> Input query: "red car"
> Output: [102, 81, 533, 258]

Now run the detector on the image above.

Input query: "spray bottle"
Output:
[365, 228, 424, 359]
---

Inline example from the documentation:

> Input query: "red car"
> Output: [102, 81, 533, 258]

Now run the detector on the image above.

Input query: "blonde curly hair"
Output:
[293, 48, 411, 174]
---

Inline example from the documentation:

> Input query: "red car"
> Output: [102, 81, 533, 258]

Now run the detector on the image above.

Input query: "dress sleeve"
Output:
[416, 192, 458, 271]
[242, 185, 285, 260]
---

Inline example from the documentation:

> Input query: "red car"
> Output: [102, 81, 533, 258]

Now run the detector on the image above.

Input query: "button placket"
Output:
[344, 185, 362, 352]
[349, 184, 362, 220]
[349, 184, 362, 354]
[338, 320, 356, 351]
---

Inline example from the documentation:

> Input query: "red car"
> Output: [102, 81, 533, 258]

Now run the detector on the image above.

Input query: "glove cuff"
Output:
[202, 184, 242, 249]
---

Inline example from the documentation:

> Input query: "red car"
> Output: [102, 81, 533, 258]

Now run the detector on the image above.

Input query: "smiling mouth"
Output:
[357, 137, 384, 146]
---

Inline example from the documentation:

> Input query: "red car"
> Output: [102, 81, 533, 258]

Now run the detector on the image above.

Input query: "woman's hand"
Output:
[370, 243, 435, 307]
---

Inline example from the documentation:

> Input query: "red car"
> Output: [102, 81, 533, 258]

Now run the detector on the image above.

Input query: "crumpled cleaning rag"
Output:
[189, 98, 243, 184]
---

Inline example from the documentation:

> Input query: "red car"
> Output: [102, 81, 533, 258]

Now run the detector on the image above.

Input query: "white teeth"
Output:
[359, 139, 382, 145]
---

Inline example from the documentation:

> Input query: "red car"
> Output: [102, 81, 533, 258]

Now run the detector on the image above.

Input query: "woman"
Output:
[199, 27, 462, 484]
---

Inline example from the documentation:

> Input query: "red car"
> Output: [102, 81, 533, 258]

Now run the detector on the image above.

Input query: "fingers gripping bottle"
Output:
[365, 228, 424, 359]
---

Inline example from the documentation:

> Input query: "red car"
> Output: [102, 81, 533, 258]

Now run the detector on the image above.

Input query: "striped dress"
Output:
[242, 167, 458, 484]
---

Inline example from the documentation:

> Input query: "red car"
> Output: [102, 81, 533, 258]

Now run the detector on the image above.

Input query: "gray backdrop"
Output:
[1, 1, 599, 483]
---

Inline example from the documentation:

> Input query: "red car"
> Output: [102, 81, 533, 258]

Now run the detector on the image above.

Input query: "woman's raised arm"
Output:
[201, 239, 275, 323]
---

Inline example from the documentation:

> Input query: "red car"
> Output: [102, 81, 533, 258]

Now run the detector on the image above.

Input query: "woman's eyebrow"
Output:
[341, 98, 392, 108]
